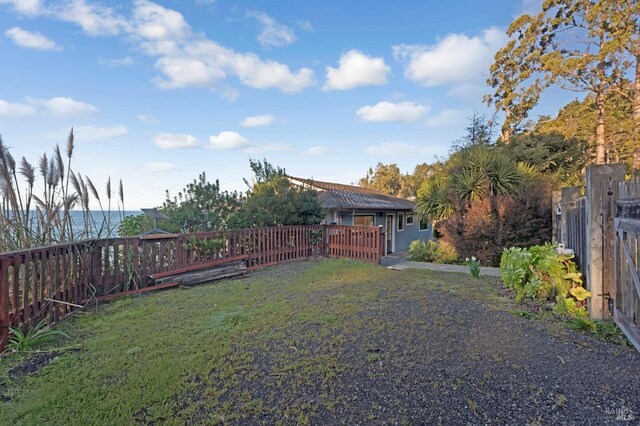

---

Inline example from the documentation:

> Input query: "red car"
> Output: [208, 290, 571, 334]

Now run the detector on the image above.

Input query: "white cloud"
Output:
[244, 143, 290, 154]
[240, 114, 275, 128]
[208, 131, 251, 150]
[0, 99, 37, 117]
[247, 10, 296, 48]
[295, 20, 313, 32]
[144, 162, 179, 173]
[74, 124, 128, 141]
[132, 2, 314, 93]
[424, 109, 468, 128]
[0, 0, 42, 15]
[393, 28, 507, 88]
[363, 142, 439, 158]
[357, 101, 428, 123]
[5, 27, 62, 51]
[27, 97, 99, 116]
[302, 146, 327, 156]
[137, 114, 160, 124]
[324, 50, 389, 91]
[2, 0, 315, 95]
[103, 56, 134, 66]
[154, 132, 199, 149]
[51, 0, 129, 36]
[131, 0, 189, 41]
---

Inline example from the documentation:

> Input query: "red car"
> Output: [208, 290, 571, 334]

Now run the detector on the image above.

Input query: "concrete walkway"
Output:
[381, 253, 501, 277]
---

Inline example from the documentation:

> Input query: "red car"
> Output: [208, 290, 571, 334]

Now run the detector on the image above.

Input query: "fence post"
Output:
[0, 257, 10, 351]
[584, 163, 626, 319]
[321, 224, 328, 257]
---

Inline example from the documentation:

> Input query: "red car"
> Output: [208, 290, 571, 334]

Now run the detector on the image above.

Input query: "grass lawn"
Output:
[1, 258, 638, 425]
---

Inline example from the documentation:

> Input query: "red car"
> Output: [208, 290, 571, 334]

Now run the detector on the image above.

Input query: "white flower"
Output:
[465, 258, 470, 262]
[471, 256, 477, 262]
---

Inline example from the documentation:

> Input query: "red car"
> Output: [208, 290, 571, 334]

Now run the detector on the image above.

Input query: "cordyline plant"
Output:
[0, 129, 125, 251]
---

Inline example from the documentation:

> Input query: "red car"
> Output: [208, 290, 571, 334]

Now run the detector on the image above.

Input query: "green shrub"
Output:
[184, 236, 226, 256]
[500, 243, 590, 318]
[409, 240, 458, 264]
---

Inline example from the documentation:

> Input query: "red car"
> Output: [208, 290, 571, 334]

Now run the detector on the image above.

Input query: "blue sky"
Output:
[0, 0, 575, 209]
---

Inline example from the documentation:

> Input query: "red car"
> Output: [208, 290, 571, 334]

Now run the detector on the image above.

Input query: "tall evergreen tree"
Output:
[485, 12, 550, 143]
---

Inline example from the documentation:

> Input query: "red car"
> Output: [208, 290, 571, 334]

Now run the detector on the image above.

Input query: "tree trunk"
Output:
[595, 90, 606, 164]
[502, 107, 511, 144]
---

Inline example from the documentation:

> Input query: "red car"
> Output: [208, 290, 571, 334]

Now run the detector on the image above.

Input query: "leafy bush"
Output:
[184, 236, 226, 256]
[438, 178, 552, 267]
[408, 240, 458, 264]
[500, 244, 590, 318]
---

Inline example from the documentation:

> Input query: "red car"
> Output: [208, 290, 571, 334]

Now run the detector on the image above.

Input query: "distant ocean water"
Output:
[68, 210, 140, 237]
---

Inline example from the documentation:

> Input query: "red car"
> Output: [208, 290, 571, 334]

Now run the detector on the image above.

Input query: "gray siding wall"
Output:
[394, 214, 431, 252]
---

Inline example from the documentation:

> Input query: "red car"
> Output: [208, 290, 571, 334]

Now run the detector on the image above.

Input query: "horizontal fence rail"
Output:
[0, 224, 382, 350]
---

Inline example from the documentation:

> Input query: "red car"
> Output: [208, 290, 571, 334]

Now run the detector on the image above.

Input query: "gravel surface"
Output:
[3, 260, 639, 425]
[173, 262, 640, 425]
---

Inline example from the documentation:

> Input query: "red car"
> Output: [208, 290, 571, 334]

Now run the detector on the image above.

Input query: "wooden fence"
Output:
[0, 224, 382, 351]
[556, 167, 640, 351]
[613, 178, 640, 352]
[563, 197, 587, 271]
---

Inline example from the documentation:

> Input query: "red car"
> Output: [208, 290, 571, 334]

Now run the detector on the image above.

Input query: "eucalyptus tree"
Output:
[358, 163, 403, 196]
[530, 0, 626, 163]
[599, 0, 640, 166]
[485, 12, 550, 144]
[489, 0, 636, 164]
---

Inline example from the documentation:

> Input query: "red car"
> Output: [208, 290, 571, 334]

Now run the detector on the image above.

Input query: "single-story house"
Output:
[289, 177, 432, 254]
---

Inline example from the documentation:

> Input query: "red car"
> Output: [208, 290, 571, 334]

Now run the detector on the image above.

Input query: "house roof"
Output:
[289, 177, 414, 211]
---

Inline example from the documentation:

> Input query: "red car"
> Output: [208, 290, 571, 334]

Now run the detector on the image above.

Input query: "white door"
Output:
[385, 214, 395, 254]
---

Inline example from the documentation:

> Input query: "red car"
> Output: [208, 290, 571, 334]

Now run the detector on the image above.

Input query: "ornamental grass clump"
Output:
[0, 130, 125, 251]
[5, 320, 68, 352]
[500, 243, 590, 318]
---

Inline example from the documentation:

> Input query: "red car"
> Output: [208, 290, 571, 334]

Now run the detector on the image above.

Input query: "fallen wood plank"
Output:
[94, 282, 180, 302]
[155, 261, 247, 287]
[175, 270, 247, 287]
[149, 255, 248, 280]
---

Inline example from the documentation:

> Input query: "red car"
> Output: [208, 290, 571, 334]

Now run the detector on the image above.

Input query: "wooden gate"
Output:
[613, 178, 640, 352]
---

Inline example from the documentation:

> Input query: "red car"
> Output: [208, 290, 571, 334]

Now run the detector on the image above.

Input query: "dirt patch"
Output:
[8, 352, 59, 380]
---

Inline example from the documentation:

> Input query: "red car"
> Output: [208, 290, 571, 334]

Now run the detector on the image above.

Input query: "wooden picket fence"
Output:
[0, 224, 383, 351]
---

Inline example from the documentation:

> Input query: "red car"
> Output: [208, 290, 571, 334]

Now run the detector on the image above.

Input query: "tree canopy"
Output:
[486, 0, 640, 166]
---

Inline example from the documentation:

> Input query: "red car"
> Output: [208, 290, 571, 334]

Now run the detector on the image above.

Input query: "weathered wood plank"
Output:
[149, 255, 248, 280]
[614, 309, 640, 353]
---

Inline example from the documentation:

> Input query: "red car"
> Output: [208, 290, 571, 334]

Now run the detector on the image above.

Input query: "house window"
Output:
[354, 215, 375, 227]
[397, 213, 404, 231]
[419, 217, 430, 231]
[406, 214, 414, 225]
